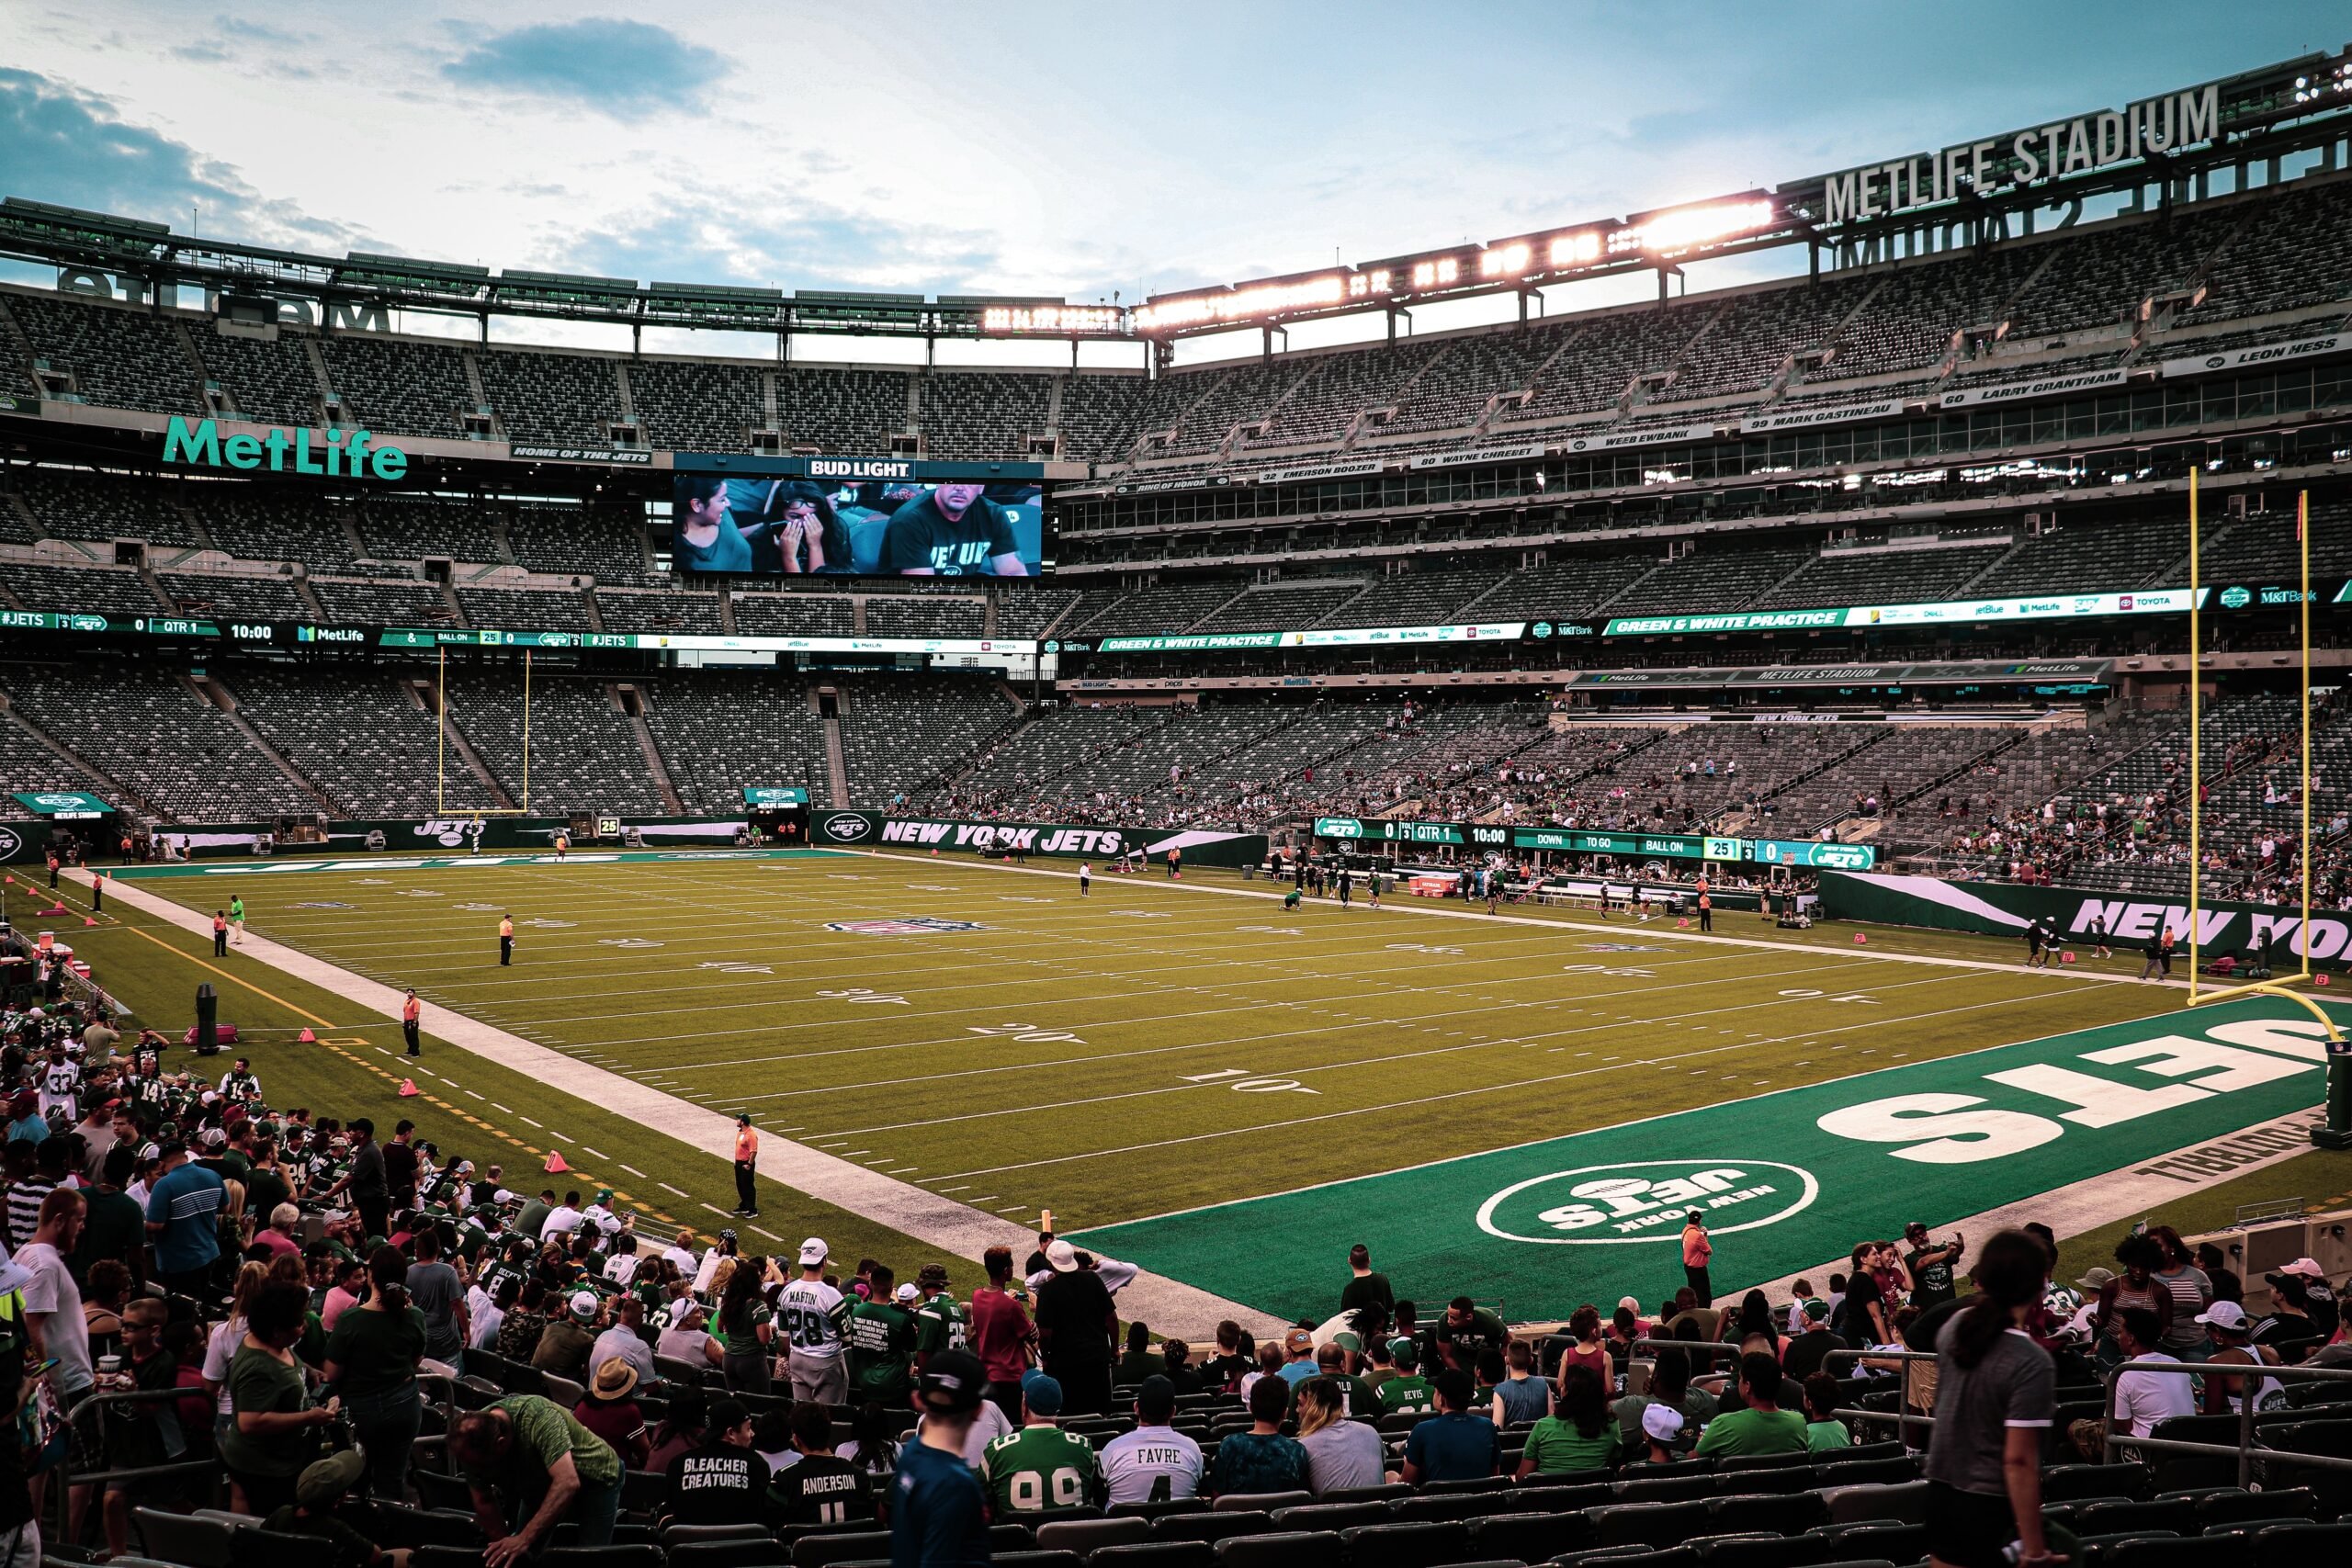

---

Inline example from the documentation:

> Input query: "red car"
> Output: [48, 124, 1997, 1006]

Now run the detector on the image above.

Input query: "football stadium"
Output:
[3, 10, 2352, 1564]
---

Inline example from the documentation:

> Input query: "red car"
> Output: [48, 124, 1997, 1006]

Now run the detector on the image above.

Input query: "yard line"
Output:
[549, 1131, 576, 1143]
[491, 1103, 512, 1113]
[519, 1117, 541, 1129]
[582, 1146, 609, 1159]
[814, 964, 1974, 1137]
[700, 1203, 733, 1218]
[465, 1090, 484, 1100]
[660, 1183, 689, 1198]
[935, 985, 2093, 1186]
[619, 1165, 646, 1179]
[752, 1228, 783, 1243]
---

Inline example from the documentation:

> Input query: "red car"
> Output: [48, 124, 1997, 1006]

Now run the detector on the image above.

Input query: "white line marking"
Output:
[661, 1183, 689, 1198]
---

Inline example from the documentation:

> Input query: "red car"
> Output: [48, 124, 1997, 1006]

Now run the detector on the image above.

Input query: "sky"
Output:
[5, 2, 2348, 365]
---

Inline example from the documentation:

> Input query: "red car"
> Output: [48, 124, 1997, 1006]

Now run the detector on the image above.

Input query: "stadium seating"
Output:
[444, 671, 670, 814]
[228, 665, 503, 816]
[7, 292, 203, 414]
[481, 348, 626, 446]
[731, 592, 858, 638]
[191, 326, 325, 427]
[0, 661, 320, 821]
[638, 671, 830, 813]
[628, 357, 770, 453]
[318, 332, 479, 439]
[838, 675, 1022, 805]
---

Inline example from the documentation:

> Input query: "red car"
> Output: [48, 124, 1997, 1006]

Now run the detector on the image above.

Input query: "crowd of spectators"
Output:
[0, 978, 2334, 1568]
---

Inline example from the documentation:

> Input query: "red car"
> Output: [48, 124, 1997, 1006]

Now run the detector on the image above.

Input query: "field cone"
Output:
[1675, 917, 1690, 928]
[397, 1078, 420, 1097]
[83, 918, 97, 928]
[296, 1028, 316, 1043]
[544, 1149, 571, 1173]
[1853, 932, 1868, 943]
[2317, 974, 2331, 987]
[2061, 951, 2076, 964]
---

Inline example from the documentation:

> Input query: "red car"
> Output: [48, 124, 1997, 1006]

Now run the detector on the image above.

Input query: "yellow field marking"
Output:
[111, 921, 340, 1028]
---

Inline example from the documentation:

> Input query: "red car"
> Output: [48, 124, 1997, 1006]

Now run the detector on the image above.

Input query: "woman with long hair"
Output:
[1519, 1363, 1622, 1475]
[323, 1246, 429, 1500]
[840, 1402, 900, 1478]
[201, 1261, 272, 1451]
[1923, 1229, 2061, 1568]
[716, 1253, 775, 1393]
[1294, 1376, 1384, 1497]
[2091, 1235, 2173, 1370]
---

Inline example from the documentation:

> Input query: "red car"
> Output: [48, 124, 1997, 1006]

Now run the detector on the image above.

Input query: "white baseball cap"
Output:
[2279, 1258, 2328, 1280]
[2194, 1301, 2249, 1330]
[1642, 1404, 1685, 1442]
[894, 1282, 919, 1303]
[798, 1237, 829, 1267]
[568, 1291, 598, 1321]
[1046, 1239, 1080, 1273]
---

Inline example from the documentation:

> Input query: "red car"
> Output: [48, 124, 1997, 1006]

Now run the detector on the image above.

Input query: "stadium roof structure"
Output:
[1, 48, 2347, 355]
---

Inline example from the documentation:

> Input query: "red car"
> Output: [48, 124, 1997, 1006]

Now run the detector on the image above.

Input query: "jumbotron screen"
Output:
[667, 476, 1046, 578]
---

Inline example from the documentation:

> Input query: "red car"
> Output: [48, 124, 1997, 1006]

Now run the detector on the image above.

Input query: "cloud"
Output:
[442, 18, 722, 120]
[0, 67, 359, 250]
[557, 192, 1004, 295]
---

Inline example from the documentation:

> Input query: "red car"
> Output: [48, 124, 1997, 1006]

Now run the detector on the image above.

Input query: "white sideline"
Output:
[78, 868, 1285, 1338]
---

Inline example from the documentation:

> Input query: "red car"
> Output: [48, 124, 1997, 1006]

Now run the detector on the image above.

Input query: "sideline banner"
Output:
[140, 816, 752, 859]
[1076, 997, 2344, 1322]
[1818, 871, 2352, 970]
[811, 810, 1267, 868]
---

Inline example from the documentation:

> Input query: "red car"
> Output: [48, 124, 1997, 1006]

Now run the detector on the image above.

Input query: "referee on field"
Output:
[732, 1114, 760, 1217]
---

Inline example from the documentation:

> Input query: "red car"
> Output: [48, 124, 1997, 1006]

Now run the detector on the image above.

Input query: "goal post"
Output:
[2177, 479, 2349, 1145]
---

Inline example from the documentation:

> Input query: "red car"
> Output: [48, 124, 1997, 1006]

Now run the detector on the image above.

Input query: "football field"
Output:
[107, 848, 2347, 1322]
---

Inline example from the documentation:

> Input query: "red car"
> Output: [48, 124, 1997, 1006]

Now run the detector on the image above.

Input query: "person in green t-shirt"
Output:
[453, 1393, 624, 1561]
[221, 1282, 338, 1514]
[978, 1371, 1104, 1513]
[1517, 1363, 1624, 1476]
[1377, 1339, 1436, 1417]
[1694, 1353, 1808, 1458]
[1801, 1373, 1852, 1452]
[73, 1144, 146, 1288]
[910, 1263, 968, 1372]
[844, 1269, 918, 1404]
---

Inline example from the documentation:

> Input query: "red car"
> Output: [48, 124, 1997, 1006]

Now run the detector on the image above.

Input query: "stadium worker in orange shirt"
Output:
[499, 914, 514, 966]
[1682, 1211, 1713, 1307]
[731, 1115, 759, 1218]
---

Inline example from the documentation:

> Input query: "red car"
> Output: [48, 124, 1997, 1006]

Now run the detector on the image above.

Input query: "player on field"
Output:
[979, 1371, 1103, 1513]
[1283, 886, 1303, 912]
[1077, 862, 1091, 897]
[776, 1237, 851, 1404]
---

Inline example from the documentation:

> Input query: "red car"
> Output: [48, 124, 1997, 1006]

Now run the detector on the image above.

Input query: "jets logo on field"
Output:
[823, 917, 986, 935]
[1584, 943, 1665, 952]
[1478, 1160, 1817, 1246]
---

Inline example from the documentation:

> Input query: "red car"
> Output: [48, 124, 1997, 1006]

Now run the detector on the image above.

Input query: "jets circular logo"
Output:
[1532, 621, 1554, 638]
[2220, 586, 2252, 609]
[1476, 1159, 1817, 1246]
[821, 814, 873, 842]
[0, 829, 20, 860]
[1045, 640, 1061, 653]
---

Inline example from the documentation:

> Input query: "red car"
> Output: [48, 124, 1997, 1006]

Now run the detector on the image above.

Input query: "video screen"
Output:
[668, 477, 1046, 578]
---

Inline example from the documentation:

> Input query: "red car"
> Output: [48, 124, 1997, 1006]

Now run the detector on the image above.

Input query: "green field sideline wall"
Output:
[810, 811, 1267, 867]
[1820, 872, 2352, 970]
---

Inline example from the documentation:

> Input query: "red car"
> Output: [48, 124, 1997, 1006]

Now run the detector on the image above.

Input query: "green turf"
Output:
[33, 874, 957, 1273]
[118, 849, 2195, 1242]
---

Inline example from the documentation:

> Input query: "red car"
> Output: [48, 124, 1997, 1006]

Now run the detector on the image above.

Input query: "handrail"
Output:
[2093, 1354, 2352, 1487]
[45, 1371, 465, 1532]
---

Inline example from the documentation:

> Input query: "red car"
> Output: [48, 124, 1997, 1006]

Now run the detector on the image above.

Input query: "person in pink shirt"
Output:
[254, 1201, 304, 1262]
[321, 1255, 367, 1332]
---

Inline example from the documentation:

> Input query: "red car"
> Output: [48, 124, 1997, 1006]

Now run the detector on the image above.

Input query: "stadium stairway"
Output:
[187, 672, 340, 816]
